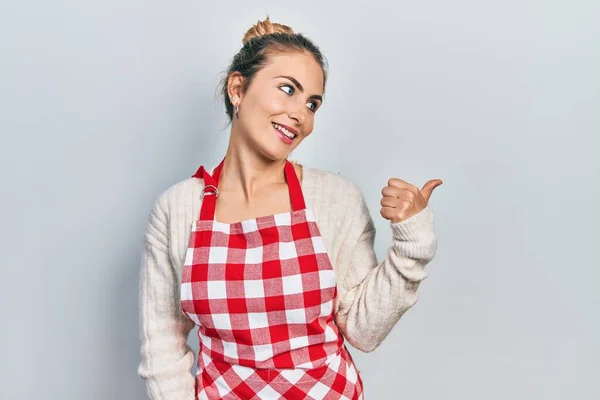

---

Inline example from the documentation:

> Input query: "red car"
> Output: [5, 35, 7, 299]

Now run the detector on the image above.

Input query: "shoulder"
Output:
[160, 177, 203, 204]
[152, 177, 202, 210]
[147, 176, 205, 228]
[300, 163, 365, 204]
[298, 163, 371, 235]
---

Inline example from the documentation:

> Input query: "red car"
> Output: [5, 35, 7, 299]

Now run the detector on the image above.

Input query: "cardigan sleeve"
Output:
[137, 194, 196, 400]
[334, 190, 438, 353]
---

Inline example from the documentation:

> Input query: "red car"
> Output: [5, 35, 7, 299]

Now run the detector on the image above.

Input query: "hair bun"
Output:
[242, 16, 294, 45]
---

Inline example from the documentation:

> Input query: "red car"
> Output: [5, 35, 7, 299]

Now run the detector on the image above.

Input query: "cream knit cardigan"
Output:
[138, 164, 438, 399]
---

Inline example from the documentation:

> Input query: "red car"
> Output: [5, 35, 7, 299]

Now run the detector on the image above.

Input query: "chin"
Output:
[258, 148, 289, 162]
[256, 141, 297, 162]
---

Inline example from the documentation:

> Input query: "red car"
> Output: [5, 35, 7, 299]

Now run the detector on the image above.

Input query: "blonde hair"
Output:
[220, 16, 327, 122]
[242, 16, 295, 45]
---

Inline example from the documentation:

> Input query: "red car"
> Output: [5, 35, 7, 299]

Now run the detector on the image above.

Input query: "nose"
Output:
[287, 107, 306, 127]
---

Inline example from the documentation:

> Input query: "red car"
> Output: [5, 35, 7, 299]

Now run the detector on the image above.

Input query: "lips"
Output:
[272, 122, 297, 140]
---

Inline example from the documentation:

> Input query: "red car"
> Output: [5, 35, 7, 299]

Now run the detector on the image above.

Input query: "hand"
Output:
[380, 178, 443, 223]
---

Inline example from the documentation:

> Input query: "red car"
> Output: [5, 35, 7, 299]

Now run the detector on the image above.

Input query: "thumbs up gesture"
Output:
[380, 178, 443, 223]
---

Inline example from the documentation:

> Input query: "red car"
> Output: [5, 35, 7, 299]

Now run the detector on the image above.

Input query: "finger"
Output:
[387, 178, 419, 193]
[380, 206, 397, 221]
[420, 179, 443, 203]
[382, 185, 416, 200]
[380, 196, 410, 209]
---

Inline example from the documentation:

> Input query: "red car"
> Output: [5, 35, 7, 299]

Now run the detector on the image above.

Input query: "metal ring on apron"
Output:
[201, 185, 219, 198]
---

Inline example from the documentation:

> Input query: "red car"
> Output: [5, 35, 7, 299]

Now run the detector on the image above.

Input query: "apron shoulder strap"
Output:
[285, 160, 306, 211]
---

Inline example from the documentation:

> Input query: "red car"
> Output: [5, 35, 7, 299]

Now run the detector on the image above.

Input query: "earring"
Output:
[231, 96, 239, 119]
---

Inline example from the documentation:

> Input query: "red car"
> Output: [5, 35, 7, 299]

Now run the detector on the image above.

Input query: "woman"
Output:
[138, 17, 441, 400]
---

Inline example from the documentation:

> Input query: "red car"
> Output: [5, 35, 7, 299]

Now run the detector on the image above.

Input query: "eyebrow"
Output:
[277, 75, 323, 102]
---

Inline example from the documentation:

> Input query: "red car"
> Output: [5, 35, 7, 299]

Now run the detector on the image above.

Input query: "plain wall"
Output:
[1, 0, 598, 399]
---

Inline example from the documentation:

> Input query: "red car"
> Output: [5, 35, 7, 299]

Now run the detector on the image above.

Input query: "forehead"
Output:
[258, 51, 324, 94]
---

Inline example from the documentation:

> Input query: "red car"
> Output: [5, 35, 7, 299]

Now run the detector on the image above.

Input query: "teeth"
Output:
[273, 123, 296, 139]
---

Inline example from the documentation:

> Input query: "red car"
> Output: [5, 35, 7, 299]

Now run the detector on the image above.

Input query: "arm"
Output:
[138, 196, 196, 399]
[335, 193, 438, 353]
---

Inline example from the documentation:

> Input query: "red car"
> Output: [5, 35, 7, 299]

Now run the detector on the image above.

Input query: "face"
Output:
[229, 51, 324, 161]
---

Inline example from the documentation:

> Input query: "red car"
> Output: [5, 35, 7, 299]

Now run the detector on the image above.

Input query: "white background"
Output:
[1, 0, 599, 398]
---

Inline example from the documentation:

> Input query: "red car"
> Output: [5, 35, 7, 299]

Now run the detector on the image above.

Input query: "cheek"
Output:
[260, 91, 286, 115]
[244, 89, 279, 117]
[303, 118, 315, 136]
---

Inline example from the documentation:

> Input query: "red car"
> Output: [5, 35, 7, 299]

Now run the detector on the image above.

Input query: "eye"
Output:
[279, 84, 294, 95]
[307, 101, 318, 112]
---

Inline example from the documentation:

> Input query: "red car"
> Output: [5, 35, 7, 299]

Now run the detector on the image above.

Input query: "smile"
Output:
[272, 122, 297, 139]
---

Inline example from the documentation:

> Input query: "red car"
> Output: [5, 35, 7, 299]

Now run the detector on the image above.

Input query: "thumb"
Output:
[420, 179, 443, 203]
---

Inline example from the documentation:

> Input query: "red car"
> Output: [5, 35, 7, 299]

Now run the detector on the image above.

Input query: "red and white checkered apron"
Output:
[180, 159, 364, 400]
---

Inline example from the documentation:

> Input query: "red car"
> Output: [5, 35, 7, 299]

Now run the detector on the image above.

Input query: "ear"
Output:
[227, 72, 244, 103]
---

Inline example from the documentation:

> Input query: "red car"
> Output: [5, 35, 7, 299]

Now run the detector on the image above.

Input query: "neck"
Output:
[218, 136, 287, 202]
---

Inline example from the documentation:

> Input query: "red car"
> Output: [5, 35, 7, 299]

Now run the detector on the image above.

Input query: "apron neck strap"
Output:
[193, 158, 305, 221]
[284, 161, 305, 211]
